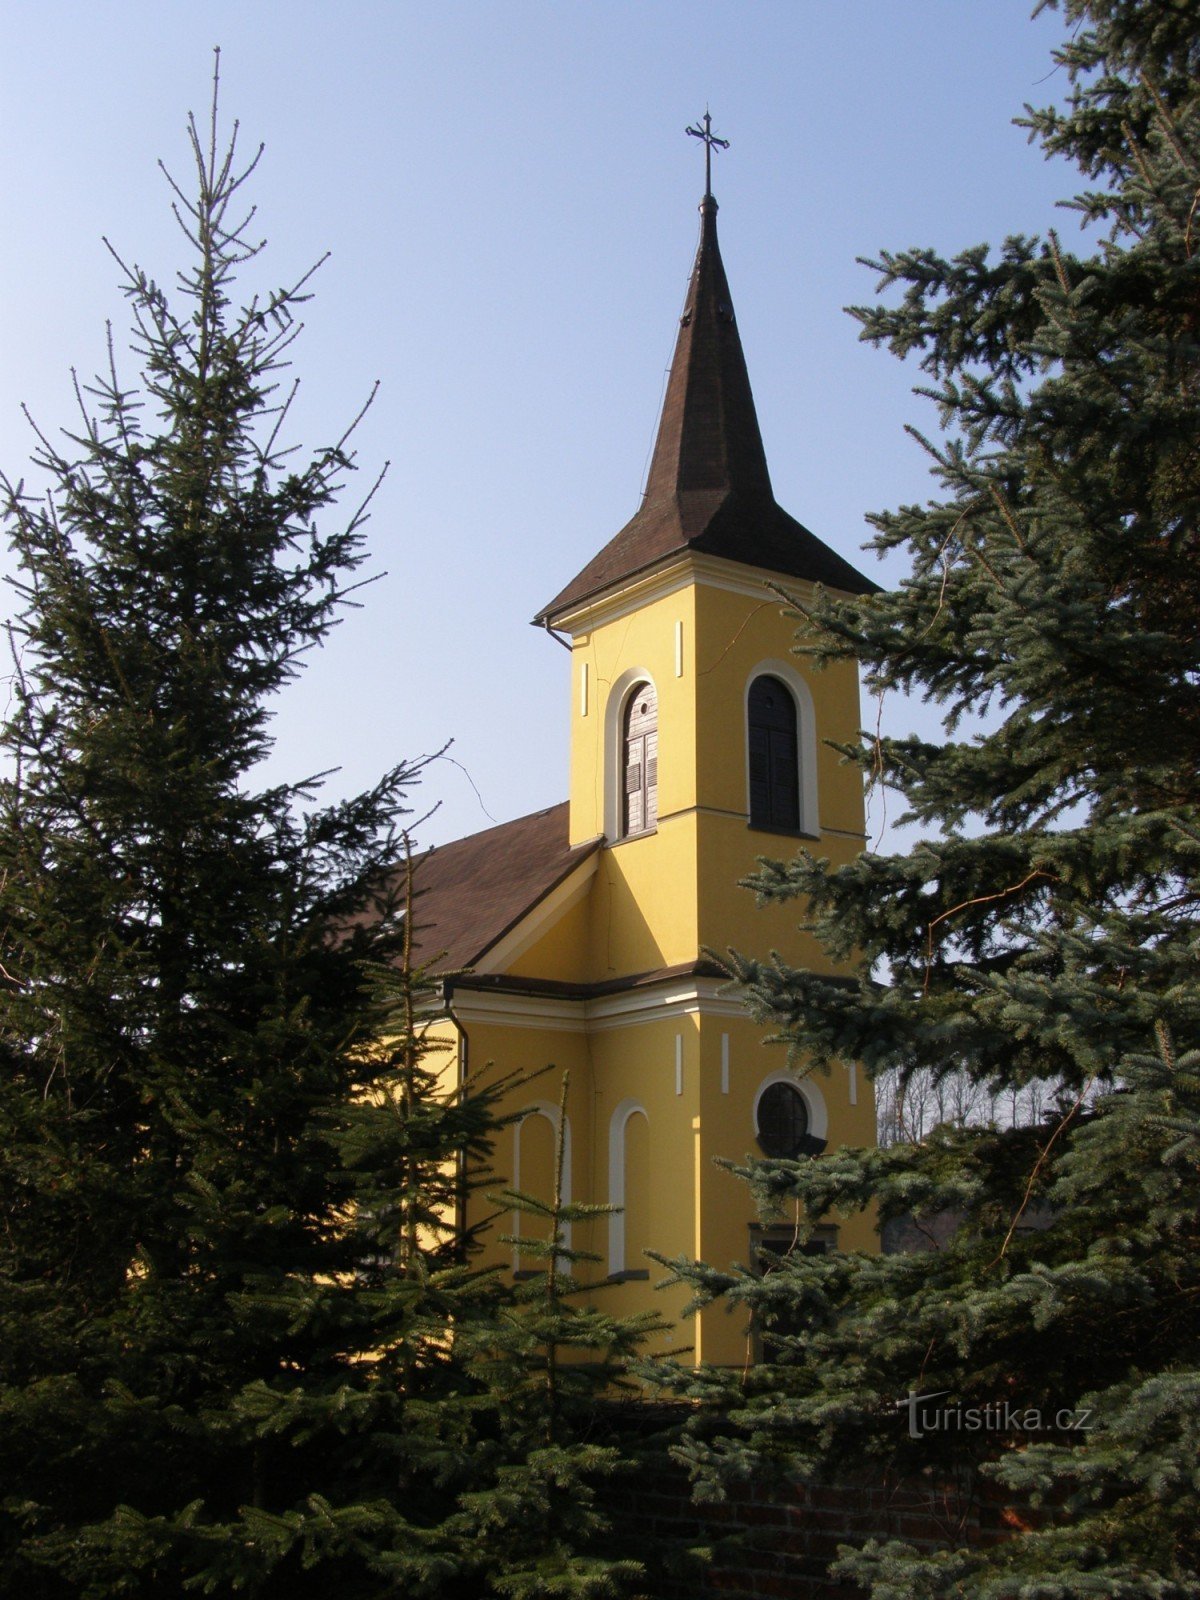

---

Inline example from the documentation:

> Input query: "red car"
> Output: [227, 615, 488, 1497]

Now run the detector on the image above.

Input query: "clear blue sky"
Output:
[1, 2, 1078, 848]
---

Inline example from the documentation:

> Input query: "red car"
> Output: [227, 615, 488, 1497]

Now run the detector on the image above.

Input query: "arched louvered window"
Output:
[748, 674, 800, 831]
[622, 682, 658, 837]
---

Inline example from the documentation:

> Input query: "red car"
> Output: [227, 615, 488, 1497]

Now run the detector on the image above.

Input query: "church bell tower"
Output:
[533, 168, 873, 986]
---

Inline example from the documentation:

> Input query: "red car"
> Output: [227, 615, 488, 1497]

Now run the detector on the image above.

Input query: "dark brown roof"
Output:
[410, 802, 600, 974]
[535, 195, 873, 624]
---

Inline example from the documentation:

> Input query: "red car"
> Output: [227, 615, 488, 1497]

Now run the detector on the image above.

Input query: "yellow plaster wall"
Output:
[696, 810, 862, 968]
[503, 817, 704, 983]
[429, 985, 881, 1362]
[584, 1015, 703, 1352]
[447, 559, 879, 1366]
[504, 889, 594, 983]
[691, 1012, 877, 1365]
[691, 577, 865, 836]
[560, 564, 868, 982]
[452, 1000, 879, 1368]
[567, 578, 698, 846]
[456, 1008, 709, 1356]
[453, 1018, 597, 1261]
[583, 816, 698, 977]
[420, 1019, 460, 1095]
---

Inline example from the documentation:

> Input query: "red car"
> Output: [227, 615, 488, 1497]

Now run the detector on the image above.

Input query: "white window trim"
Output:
[607, 1097, 648, 1276]
[743, 659, 820, 837]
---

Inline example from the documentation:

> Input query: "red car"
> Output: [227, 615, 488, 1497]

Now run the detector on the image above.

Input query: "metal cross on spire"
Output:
[685, 109, 729, 199]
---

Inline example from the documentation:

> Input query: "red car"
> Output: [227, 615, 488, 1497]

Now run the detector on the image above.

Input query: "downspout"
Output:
[442, 977, 471, 1260]
[539, 618, 572, 652]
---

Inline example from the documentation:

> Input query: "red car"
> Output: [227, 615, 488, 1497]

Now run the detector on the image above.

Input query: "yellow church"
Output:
[413, 166, 876, 1366]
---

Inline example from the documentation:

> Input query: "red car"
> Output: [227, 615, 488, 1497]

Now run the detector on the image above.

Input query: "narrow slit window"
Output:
[748, 674, 800, 832]
[622, 682, 658, 837]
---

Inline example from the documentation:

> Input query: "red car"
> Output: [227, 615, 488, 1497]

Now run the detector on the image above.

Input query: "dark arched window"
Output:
[748, 675, 800, 831]
[755, 1081, 809, 1157]
[622, 682, 657, 837]
[755, 1082, 826, 1159]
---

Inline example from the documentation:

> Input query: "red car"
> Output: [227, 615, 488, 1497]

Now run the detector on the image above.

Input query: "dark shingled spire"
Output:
[535, 194, 873, 625]
[643, 194, 774, 510]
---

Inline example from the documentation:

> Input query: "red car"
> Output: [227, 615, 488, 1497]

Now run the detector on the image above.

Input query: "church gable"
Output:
[410, 803, 600, 976]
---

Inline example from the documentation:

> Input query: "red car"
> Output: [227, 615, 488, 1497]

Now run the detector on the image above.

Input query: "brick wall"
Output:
[605, 1433, 1025, 1600]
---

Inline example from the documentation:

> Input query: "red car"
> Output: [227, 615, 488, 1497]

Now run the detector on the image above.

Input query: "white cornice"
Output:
[589, 974, 747, 1027]
[557, 557, 696, 635]
[553, 550, 861, 637]
[690, 554, 820, 606]
[446, 974, 749, 1035]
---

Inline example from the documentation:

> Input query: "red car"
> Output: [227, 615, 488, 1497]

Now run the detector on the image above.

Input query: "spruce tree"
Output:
[0, 67, 513, 1599]
[655, 2, 1200, 1594]
[454, 1074, 669, 1600]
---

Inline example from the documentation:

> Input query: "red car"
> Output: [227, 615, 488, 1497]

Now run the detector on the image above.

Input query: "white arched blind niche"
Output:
[511, 1100, 572, 1272]
[607, 1098, 649, 1278]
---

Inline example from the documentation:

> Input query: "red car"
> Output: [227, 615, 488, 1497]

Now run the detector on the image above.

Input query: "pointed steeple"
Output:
[641, 192, 773, 514]
[535, 190, 872, 626]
